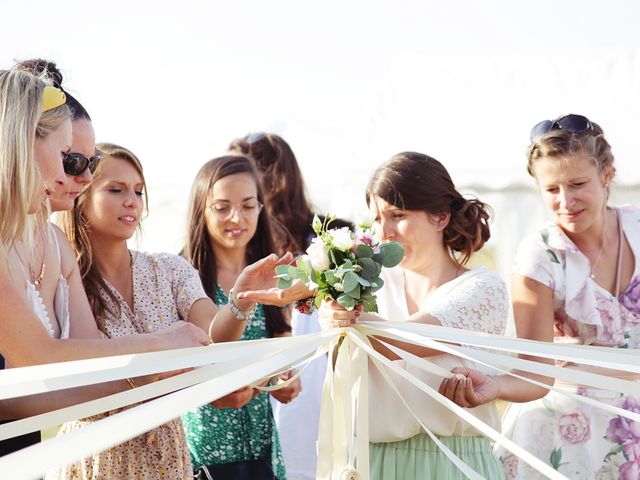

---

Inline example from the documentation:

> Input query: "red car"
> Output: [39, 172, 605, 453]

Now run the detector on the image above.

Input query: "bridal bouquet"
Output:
[275, 215, 404, 313]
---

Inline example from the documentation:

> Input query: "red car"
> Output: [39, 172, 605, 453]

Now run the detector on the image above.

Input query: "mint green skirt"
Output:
[370, 434, 506, 480]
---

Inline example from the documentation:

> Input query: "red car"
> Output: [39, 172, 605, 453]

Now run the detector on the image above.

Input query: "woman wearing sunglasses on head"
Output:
[439, 114, 640, 479]
[181, 155, 298, 480]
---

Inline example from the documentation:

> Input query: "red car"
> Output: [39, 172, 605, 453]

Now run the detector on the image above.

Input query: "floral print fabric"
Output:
[46, 251, 208, 480]
[181, 286, 287, 479]
[501, 205, 640, 479]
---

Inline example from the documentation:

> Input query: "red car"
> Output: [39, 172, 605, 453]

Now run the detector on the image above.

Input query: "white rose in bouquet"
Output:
[306, 237, 331, 271]
[330, 227, 354, 252]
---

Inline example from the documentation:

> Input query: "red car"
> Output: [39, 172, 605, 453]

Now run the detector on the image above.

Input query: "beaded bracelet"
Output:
[228, 288, 256, 322]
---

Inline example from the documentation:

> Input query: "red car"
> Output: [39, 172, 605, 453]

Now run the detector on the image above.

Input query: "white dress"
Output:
[271, 310, 327, 480]
[369, 266, 508, 442]
[498, 205, 640, 480]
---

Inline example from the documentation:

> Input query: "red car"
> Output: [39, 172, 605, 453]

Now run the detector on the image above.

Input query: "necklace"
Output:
[15, 235, 46, 287]
[589, 211, 608, 280]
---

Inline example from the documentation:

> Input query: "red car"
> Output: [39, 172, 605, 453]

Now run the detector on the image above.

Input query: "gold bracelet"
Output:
[126, 377, 138, 389]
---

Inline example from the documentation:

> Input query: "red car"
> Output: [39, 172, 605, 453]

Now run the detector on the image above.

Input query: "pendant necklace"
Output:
[16, 235, 46, 287]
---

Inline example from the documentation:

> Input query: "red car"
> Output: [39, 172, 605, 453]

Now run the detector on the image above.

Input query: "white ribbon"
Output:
[2, 322, 640, 480]
[0, 332, 338, 480]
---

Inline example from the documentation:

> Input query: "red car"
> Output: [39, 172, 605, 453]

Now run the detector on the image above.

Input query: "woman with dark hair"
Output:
[50, 146, 289, 479]
[16, 59, 99, 212]
[320, 152, 507, 479]
[230, 133, 350, 479]
[440, 115, 640, 479]
[230, 132, 351, 255]
[181, 155, 299, 480]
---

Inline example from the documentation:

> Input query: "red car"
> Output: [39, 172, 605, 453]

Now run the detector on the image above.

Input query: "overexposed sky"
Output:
[3, 0, 640, 251]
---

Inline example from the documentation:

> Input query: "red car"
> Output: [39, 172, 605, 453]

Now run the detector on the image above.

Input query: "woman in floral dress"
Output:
[49, 145, 290, 479]
[181, 155, 300, 480]
[440, 114, 640, 479]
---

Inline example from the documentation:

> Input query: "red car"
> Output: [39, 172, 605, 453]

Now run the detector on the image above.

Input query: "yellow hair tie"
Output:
[41, 85, 66, 113]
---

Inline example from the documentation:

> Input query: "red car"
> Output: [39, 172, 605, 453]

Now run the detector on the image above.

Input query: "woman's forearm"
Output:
[0, 379, 132, 419]
[495, 370, 554, 403]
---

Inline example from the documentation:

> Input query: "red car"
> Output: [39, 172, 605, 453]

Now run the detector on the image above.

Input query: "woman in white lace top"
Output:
[320, 151, 507, 479]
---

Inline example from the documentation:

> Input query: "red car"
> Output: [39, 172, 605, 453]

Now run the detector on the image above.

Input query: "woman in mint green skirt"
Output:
[320, 152, 507, 479]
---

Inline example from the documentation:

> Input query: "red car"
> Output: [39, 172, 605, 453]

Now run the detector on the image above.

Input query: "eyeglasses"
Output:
[530, 114, 594, 142]
[207, 200, 264, 219]
[63, 152, 101, 176]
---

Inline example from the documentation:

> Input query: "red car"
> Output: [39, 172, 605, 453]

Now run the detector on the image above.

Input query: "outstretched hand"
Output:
[438, 367, 500, 408]
[236, 279, 315, 307]
[231, 253, 297, 309]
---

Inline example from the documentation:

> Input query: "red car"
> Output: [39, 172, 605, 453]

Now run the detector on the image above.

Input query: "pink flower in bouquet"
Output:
[620, 277, 640, 315]
[558, 411, 591, 444]
[607, 398, 640, 447]
[355, 232, 374, 247]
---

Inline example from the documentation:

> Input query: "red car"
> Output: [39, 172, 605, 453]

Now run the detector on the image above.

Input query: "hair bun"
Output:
[443, 197, 492, 264]
[16, 58, 64, 88]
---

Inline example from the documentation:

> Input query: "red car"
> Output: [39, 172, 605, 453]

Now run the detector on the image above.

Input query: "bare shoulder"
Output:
[50, 223, 79, 279]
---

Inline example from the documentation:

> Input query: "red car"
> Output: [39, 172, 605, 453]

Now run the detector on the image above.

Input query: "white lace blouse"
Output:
[368, 266, 508, 442]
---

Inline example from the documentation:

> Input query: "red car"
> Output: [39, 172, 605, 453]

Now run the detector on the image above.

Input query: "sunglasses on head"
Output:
[245, 132, 267, 145]
[63, 152, 101, 176]
[530, 114, 594, 142]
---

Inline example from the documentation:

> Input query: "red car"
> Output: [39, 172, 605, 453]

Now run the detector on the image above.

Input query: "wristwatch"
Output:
[228, 288, 256, 322]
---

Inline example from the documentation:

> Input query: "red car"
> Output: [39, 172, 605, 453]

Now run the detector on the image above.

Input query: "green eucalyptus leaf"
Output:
[287, 265, 299, 278]
[340, 259, 353, 271]
[324, 270, 338, 285]
[371, 276, 385, 292]
[380, 242, 405, 267]
[355, 244, 374, 258]
[358, 257, 377, 280]
[343, 271, 359, 293]
[337, 294, 356, 310]
[277, 278, 293, 289]
[275, 265, 290, 276]
[357, 276, 371, 287]
[347, 287, 360, 299]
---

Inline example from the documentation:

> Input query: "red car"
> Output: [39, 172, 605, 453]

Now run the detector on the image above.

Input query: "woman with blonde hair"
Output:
[0, 66, 210, 458]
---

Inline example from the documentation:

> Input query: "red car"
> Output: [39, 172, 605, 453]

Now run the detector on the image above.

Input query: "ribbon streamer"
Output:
[1, 322, 640, 479]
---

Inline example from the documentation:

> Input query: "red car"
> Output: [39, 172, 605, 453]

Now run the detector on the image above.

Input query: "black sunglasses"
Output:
[63, 152, 101, 176]
[530, 114, 594, 142]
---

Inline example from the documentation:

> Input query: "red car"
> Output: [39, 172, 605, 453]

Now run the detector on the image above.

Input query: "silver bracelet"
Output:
[228, 288, 256, 322]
